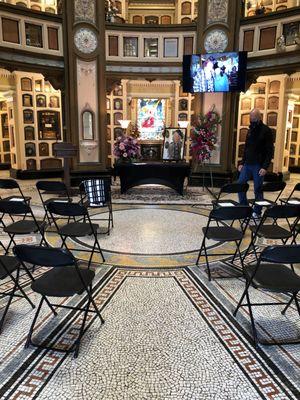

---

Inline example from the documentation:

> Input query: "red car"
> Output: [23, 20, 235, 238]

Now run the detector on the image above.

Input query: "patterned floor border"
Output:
[0, 266, 298, 399]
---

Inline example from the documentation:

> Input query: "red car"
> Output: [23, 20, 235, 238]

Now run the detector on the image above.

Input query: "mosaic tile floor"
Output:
[0, 172, 299, 399]
[0, 266, 299, 399]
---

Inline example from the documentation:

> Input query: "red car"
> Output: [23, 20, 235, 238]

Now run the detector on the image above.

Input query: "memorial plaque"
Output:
[37, 110, 61, 140]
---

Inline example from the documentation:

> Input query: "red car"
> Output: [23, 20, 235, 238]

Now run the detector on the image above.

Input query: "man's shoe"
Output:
[252, 212, 261, 219]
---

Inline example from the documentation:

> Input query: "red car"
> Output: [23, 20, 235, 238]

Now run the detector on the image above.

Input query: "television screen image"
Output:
[183, 52, 247, 93]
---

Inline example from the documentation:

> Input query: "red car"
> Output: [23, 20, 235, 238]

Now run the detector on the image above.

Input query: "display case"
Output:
[11, 71, 63, 172]
[0, 103, 11, 166]
[236, 75, 288, 174]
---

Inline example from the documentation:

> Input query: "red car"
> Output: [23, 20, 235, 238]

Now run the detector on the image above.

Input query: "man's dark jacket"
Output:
[241, 121, 274, 170]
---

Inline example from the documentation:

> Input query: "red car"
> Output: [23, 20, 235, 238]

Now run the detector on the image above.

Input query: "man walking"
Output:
[238, 108, 274, 218]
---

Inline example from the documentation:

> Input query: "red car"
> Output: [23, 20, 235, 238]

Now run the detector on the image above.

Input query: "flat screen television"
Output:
[183, 52, 247, 94]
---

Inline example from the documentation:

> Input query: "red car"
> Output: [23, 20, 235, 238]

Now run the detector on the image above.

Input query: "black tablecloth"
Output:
[114, 162, 190, 195]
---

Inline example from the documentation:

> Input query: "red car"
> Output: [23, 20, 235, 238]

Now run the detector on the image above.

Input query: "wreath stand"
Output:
[199, 160, 215, 197]
[191, 159, 217, 208]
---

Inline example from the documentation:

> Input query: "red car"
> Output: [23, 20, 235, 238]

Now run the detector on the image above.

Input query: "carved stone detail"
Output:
[207, 0, 228, 25]
[74, 0, 96, 24]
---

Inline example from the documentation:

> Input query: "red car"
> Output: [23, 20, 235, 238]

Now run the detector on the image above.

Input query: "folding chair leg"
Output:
[295, 294, 300, 317]
[5, 233, 17, 255]
[110, 208, 114, 228]
[282, 292, 300, 316]
[11, 268, 35, 309]
[233, 281, 252, 317]
[87, 241, 96, 268]
[87, 286, 104, 325]
[0, 283, 16, 332]
[203, 240, 211, 281]
[94, 235, 105, 263]
[196, 236, 205, 265]
[73, 297, 91, 359]
[25, 296, 44, 348]
[245, 290, 258, 347]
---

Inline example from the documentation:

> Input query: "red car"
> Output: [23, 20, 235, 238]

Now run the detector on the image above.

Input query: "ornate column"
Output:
[63, 0, 108, 172]
[195, 0, 241, 174]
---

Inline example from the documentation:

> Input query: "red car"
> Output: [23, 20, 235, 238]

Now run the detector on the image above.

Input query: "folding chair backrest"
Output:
[0, 179, 19, 190]
[82, 179, 111, 205]
[210, 205, 252, 221]
[220, 182, 249, 195]
[264, 204, 300, 219]
[0, 200, 30, 215]
[259, 181, 286, 193]
[47, 201, 88, 217]
[288, 182, 300, 200]
[36, 180, 68, 194]
[260, 245, 300, 264]
[14, 245, 75, 267]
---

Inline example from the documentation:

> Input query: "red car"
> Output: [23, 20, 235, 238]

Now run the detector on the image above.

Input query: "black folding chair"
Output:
[280, 182, 300, 206]
[0, 179, 31, 204]
[248, 181, 286, 209]
[0, 200, 47, 253]
[79, 178, 113, 235]
[46, 201, 105, 266]
[36, 180, 72, 225]
[14, 245, 104, 358]
[196, 206, 252, 281]
[0, 253, 35, 332]
[234, 245, 300, 347]
[212, 183, 249, 209]
[243, 204, 300, 261]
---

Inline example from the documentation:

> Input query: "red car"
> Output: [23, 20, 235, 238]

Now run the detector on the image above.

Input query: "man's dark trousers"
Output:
[238, 163, 264, 215]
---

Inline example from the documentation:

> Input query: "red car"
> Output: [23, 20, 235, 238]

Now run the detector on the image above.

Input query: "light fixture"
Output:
[118, 119, 131, 129]
[178, 120, 189, 129]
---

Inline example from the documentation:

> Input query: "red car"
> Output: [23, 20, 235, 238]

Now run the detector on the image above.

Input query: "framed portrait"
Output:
[23, 109, 34, 124]
[113, 98, 123, 110]
[22, 94, 33, 107]
[36, 94, 46, 107]
[24, 126, 35, 140]
[162, 128, 186, 161]
[37, 110, 61, 140]
[114, 127, 123, 138]
[39, 142, 49, 156]
[113, 85, 123, 96]
[35, 80, 42, 91]
[114, 112, 123, 125]
[21, 77, 32, 91]
[49, 96, 60, 108]
[179, 99, 188, 111]
[3, 140, 10, 152]
[26, 159, 36, 170]
[25, 142, 36, 157]
[1, 114, 9, 138]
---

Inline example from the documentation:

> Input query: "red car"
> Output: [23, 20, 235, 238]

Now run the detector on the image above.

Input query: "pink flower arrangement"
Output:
[113, 134, 141, 161]
[190, 106, 221, 163]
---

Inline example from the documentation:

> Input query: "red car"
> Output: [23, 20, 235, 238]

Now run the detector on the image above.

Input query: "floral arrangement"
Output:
[190, 105, 221, 163]
[130, 122, 140, 139]
[113, 135, 141, 162]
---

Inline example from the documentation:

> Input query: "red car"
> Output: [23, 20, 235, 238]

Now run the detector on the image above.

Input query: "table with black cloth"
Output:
[114, 162, 190, 195]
